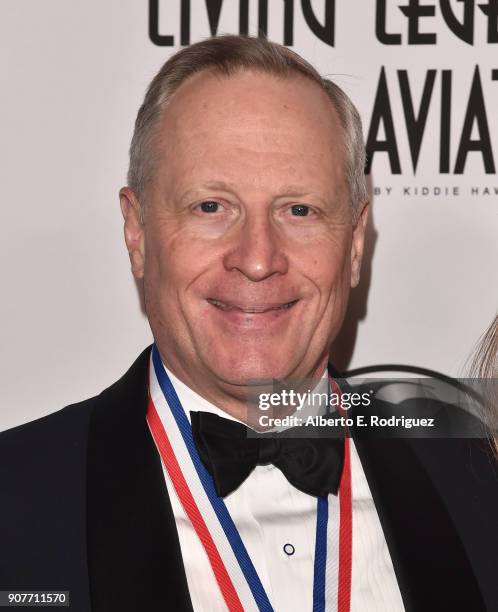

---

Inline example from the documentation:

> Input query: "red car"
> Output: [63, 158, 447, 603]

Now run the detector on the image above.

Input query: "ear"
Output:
[350, 201, 369, 288]
[120, 187, 145, 279]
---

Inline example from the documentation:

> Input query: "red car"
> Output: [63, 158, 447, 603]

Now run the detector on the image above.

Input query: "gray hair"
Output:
[127, 35, 367, 222]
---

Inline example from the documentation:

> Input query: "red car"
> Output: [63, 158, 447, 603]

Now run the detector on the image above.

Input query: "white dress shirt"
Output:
[153, 361, 405, 612]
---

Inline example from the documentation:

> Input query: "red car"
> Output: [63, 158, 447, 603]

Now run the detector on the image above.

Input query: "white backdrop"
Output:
[1, 0, 497, 432]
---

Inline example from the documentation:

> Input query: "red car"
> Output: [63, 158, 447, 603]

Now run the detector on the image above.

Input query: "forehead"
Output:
[153, 68, 346, 194]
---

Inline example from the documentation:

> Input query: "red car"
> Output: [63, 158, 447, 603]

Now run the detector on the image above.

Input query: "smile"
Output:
[206, 298, 299, 313]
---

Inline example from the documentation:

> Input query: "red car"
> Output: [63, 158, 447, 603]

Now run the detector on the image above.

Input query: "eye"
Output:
[198, 200, 221, 213]
[290, 204, 311, 216]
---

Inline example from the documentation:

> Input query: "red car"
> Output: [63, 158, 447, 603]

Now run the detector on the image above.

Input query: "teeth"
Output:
[207, 298, 297, 312]
[208, 298, 231, 311]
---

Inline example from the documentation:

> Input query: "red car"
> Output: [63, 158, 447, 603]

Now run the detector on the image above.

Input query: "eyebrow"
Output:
[179, 181, 324, 201]
[178, 182, 234, 204]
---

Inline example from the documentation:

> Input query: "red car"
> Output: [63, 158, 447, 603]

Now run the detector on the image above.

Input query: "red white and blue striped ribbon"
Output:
[147, 344, 352, 612]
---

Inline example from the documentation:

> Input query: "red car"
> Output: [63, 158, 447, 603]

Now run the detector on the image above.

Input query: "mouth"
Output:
[206, 298, 299, 313]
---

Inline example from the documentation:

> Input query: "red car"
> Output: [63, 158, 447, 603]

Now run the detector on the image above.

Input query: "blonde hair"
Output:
[469, 313, 498, 454]
[127, 35, 367, 221]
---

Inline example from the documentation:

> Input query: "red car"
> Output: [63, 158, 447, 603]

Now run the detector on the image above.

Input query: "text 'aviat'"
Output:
[366, 66, 497, 175]
[149, 0, 498, 47]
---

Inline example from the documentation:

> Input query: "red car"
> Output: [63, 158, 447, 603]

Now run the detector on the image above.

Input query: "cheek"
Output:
[146, 224, 184, 278]
[322, 266, 351, 310]
[298, 237, 351, 295]
[145, 233, 220, 307]
[143, 235, 181, 313]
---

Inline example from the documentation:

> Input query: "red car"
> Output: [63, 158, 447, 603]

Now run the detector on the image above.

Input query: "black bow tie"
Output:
[191, 411, 344, 498]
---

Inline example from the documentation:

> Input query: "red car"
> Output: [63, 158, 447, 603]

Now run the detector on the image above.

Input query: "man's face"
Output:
[122, 69, 368, 403]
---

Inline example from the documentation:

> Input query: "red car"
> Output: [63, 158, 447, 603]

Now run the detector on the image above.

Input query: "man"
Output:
[0, 36, 496, 612]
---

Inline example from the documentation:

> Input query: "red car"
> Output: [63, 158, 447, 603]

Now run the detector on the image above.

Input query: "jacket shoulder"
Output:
[0, 398, 95, 446]
[0, 344, 152, 455]
[0, 397, 97, 484]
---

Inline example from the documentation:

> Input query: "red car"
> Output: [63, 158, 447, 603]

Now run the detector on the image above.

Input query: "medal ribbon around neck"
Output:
[147, 344, 352, 612]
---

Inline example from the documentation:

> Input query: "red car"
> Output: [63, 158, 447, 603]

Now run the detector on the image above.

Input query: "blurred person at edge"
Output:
[469, 313, 498, 456]
[0, 36, 497, 612]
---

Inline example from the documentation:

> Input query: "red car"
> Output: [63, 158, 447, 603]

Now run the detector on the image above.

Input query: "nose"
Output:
[222, 214, 288, 281]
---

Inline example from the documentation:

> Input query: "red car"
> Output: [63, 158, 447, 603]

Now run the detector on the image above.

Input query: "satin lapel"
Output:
[86, 347, 193, 612]
[353, 432, 485, 611]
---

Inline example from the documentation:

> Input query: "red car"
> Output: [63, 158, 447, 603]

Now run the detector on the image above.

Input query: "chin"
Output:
[203, 347, 298, 386]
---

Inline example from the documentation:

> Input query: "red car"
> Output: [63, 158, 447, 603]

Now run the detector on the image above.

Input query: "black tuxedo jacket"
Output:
[1, 347, 497, 611]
